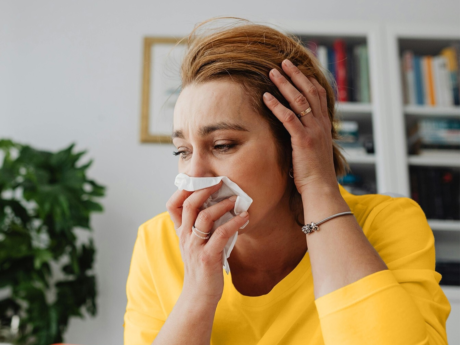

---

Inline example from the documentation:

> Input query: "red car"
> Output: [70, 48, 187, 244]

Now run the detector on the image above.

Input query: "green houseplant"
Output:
[0, 139, 106, 345]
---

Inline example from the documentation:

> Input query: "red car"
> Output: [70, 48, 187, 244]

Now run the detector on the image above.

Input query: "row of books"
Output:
[305, 39, 371, 103]
[335, 121, 375, 155]
[408, 118, 460, 154]
[410, 166, 460, 220]
[337, 173, 377, 195]
[401, 44, 460, 107]
[436, 261, 460, 286]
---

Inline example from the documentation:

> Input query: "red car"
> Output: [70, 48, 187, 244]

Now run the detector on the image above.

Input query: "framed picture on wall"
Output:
[140, 37, 187, 143]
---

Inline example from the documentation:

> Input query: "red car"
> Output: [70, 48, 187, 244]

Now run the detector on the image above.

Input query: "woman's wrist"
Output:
[301, 182, 350, 224]
[154, 287, 218, 344]
[180, 288, 221, 311]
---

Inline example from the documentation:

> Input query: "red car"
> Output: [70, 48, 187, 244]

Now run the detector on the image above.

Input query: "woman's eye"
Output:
[172, 150, 190, 158]
[172, 144, 236, 159]
[214, 144, 235, 152]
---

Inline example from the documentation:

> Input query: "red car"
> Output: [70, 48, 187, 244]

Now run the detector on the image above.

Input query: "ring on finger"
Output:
[193, 225, 211, 235]
[297, 107, 312, 118]
[192, 225, 211, 239]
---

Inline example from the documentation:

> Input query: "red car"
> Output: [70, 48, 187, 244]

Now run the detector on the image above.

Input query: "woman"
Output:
[124, 18, 450, 344]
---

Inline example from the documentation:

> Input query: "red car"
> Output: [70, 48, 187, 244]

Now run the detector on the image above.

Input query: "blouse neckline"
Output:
[223, 248, 312, 309]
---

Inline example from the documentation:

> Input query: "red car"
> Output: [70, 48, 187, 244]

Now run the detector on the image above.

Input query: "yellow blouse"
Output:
[123, 185, 451, 344]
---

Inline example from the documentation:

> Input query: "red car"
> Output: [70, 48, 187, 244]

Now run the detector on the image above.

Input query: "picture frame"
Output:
[140, 37, 187, 143]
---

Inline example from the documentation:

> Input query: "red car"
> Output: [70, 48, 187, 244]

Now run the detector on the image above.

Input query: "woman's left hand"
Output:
[263, 59, 339, 196]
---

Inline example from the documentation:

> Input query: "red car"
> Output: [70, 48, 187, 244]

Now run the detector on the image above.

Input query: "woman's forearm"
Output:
[302, 184, 388, 299]
[153, 292, 217, 345]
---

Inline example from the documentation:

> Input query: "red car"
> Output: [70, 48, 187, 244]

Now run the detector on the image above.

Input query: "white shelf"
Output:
[385, 24, 460, 196]
[337, 102, 373, 115]
[429, 220, 460, 232]
[386, 26, 460, 345]
[344, 154, 376, 164]
[408, 154, 460, 167]
[404, 105, 460, 117]
[442, 286, 460, 302]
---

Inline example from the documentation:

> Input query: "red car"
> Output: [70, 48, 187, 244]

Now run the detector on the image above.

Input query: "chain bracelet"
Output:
[301, 211, 354, 235]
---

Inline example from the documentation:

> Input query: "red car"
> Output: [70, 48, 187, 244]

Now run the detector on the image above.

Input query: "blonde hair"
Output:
[179, 17, 350, 225]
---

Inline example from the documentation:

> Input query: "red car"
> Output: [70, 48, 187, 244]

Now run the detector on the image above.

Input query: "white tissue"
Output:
[174, 173, 253, 274]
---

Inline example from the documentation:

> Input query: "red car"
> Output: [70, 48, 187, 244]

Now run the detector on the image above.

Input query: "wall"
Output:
[1, 1, 459, 344]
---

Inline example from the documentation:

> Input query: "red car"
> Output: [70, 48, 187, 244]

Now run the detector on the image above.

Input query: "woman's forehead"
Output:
[173, 80, 257, 132]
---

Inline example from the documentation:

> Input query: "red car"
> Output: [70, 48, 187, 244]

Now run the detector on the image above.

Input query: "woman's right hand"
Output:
[166, 181, 249, 305]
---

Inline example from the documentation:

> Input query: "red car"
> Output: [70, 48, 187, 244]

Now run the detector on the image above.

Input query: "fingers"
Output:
[268, 67, 314, 127]
[308, 77, 328, 118]
[166, 188, 194, 228]
[263, 92, 305, 138]
[204, 211, 249, 260]
[280, 59, 324, 122]
[193, 196, 237, 236]
[308, 77, 332, 132]
[181, 181, 224, 236]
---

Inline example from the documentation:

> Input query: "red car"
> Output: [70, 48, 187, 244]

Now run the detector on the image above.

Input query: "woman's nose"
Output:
[184, 151, 215, 178]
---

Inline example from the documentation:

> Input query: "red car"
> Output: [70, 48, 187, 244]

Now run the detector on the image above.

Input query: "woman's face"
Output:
[172, 79, 292, 233]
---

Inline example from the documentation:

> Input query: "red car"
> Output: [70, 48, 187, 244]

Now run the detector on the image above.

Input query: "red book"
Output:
[334, 39, 348, 102]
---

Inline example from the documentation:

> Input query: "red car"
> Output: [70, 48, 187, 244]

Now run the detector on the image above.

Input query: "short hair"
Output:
[179, 17, 350, 225]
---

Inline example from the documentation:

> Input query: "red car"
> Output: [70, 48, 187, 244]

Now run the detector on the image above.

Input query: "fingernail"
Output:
[239, 211, 248, 218]
[271, 68, 281, 77]
[263, 92, 273, 101]
[229, 195, 237, 201]
[283, 59, 294, 67]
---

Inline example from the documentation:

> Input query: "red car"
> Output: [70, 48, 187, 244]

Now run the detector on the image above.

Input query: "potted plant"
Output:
[0, 139, 106, 345]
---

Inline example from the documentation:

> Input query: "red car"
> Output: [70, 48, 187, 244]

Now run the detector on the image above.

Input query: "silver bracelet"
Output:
[301, 211, 354, 235]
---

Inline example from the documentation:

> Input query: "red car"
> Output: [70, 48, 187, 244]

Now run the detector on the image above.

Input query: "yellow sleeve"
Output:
[314, 197, 451, 345]
[123, 223, 165, 345]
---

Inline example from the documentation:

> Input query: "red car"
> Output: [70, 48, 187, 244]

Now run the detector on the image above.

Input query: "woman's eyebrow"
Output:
[172, 122, 249, 139]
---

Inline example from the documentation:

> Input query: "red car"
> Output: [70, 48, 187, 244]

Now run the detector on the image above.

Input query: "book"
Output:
[346, 44, 356, 102]
[359, 45, 371, 103]
[354, 45, 362, 103]
[327, 46, 336, 84]
[336, 121, 369, 156]
[336, 121, 359, 142]
[439, 56, 454, 106]
[454, 42, 460, 105]
[300, 39, 371, 104]
[402, 51, 416, 105]
[432, 56, 444, 106]
[408, 118, 460, 153]
[338, 173, 377, 195]
[317, 45, 328, 70]
[413, 55, 425, 105]
[410, 166, 460, 220]
[424, 56, 436, 106]
[433, 56, 454, 106]
[441, 169, 456, 220]
[440, 46, 460, 106]
[409, 168, 419, 203]
[401, 45, 460, 106]
[334, 39, 348, 102]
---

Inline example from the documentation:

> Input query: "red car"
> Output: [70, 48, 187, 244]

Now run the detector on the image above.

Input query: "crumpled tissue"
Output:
[174, 173, 253, 274]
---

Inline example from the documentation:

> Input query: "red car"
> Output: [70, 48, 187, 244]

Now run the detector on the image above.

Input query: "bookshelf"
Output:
[271, 20, 459, 342]
[386, 24, 460, 344]
[337, 101, 373, 114]
[275, 21, 392, 196]
[386, 24, 460, 197]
